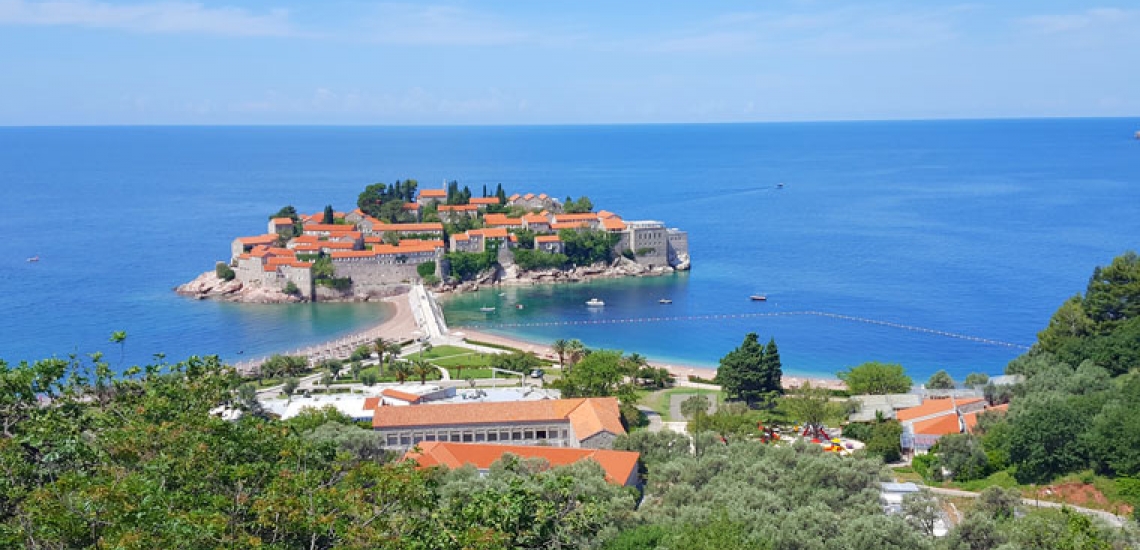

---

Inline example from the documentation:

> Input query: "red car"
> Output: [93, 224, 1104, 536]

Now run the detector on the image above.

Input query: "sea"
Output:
[1, 120, 1137, 380]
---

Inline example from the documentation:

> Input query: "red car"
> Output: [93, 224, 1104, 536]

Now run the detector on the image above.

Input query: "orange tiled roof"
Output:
[896, 397, 984, 422]
[523, 193, 535, 200]
[601, 217, 626, 231]
[538, 193, 548, 200]
[551, 222, 589, 230]
[237, 234, 278, 245]
[597, 210, 616, 219]
[331, 250, 377, 259]
[438, 204, 479, 212]
[419, 189, 447, 198]
[372, 222, 444, 233]
[554, 213, 598, 223]
[484, 214, 523, 226]
[470, 197, 500, 205]
[913, 414, 963, 437]
[284, 261, 312, 269]
[319, 241, 357, 250]
[400, 239, 444, 249]
[381, 388, 423, 403]
[372, 397, 625, 441]
[270, 217, 294, 225]
[469, 228, 509, 238]
[534, 235, 561, 243]
[404, 441, 640, 485]
[303, 223, 355, 233]
[508, 193, 521, 201]
[292, 235, 319, 243]
[291, 243, 321, 252]
[403, 202, 421, 210]
[522, 213, 550, 224]
[453, 233, 470, 241]
[363, 396, 381, 411]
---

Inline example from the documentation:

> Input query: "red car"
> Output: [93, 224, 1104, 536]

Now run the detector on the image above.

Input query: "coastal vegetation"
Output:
[912, 251, 1140, 518]
[838, 362, 913, 394]
[357, 179, 419, 222]
[714, 333, 783, 407]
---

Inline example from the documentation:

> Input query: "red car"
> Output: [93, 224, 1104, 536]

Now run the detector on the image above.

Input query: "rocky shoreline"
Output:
[177, 256, 683, 304]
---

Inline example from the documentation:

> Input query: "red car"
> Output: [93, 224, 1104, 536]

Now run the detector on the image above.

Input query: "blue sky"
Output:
[1, 1, 1138, 125]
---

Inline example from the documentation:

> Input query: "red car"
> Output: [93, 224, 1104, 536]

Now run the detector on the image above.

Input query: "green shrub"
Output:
[416, 261, 436, 278]
[283, 281, 300, 295]
[215, 262, 236, 281]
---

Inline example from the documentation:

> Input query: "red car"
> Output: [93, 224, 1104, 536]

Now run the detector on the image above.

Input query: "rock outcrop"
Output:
[175, 271, 302, 303]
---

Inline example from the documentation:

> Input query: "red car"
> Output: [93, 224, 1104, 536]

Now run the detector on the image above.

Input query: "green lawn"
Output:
[432, 353, 495, 368]
[415, 345, 473, 360]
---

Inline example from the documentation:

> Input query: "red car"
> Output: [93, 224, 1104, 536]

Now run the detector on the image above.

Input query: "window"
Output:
[475, 433, 486, 442]
[462, 433, 473, 442]
[488, 432, 498, 442]
[511, 431, 523, 441]
[450, 433, 461, 442]
[425, 434, 436, 442]
[536, 430, 547, 439]
[386, 435, 398, 446]
[399, 436, 411, 446]
[524, 430, 534, 440]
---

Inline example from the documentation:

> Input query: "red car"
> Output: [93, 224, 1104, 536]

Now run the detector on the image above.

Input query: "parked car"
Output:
[529, 369, 545, 379]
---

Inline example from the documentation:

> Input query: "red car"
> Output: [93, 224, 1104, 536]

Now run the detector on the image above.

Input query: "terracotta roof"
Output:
[284, 261, 311, 269]
[554, 213, 598, 223]
[913, 414, 963, 437]
[597, 210, 616, 219]
[551, 222, 589, 230]
[403, 202, 421, 210]
[270, 217, 294, 225]
[522, 213, 550, 224]
[372, 222, 444, 233]
[405, 442, 639, 485]
[470, 197, 500, 205]
[262, 264, 278, 272]
[363, 396, 381, 411]
[438, 204, 479, 212]
[469, 228, 509, 238]
[453, 233, 470, 241]
[237, 234, 278, 245]
[291, 243, 320, 252]
[303, 223, 355, 233]
[372, 397, 625, 442]
[320, 241, 358, 250]
[381, 388, 423, 403]
[601, 217, 627, 231]
[292, 235, 319, 243]
[419, 189, 447, 198]
[523, 193, 535, 200]
[266, 247, 295, 256]
[535, 235, 561, 243]
[896, 397, 984, 422]
[538, 193, 548, 200]
[508, 193, 521, 201]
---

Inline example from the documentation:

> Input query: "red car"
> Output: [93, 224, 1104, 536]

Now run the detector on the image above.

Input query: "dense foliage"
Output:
[715, 333, 783, 406]
[512, 248, 570, 271]
[559, 228, 620, 266]
[444, 248, 498, 281]
[357, 180, 419, 222]
[838, 362, 913, 394]
[923, 252, 1140, 492]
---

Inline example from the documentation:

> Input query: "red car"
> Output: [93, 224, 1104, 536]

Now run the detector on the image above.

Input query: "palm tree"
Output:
[565, 339, 587, 372]
[551, 339, 569, 368]
[374, 338, 388, 362]
[386, 343, 402, 375]
[411, 358, 435, 385]
[391, 361, 412, 384]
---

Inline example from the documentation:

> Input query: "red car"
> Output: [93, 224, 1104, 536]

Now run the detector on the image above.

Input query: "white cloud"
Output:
[1020, 7, 1139, 34]
[0, 0, 296, 36]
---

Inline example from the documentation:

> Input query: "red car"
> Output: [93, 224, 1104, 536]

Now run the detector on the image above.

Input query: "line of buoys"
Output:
[465, 310, 1031, 350]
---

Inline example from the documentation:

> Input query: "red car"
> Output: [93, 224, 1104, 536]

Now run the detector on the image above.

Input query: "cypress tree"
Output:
[322, 204, 335, 224]
[763, 338, 783, 395]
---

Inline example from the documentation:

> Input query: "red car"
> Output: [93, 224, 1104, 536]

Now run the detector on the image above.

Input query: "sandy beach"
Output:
[456, 327, 846, 391]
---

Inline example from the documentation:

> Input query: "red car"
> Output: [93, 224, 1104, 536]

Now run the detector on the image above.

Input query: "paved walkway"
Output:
[924, 486, 1130, 529]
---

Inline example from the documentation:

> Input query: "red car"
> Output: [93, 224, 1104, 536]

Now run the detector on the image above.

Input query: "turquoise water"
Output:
[2, 121, 1138, 379]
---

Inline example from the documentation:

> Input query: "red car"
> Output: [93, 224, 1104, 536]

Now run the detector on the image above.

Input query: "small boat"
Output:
[26, 256, 39, 262]
[658, 299, 672, 304]
[515, 304, 524, 310]
[498, 292, 506, 297]
[479, 306, 496, 313]
[776, 183, 784, 189]
[585, 298, 605, 307]
[750, 295, 767, 302]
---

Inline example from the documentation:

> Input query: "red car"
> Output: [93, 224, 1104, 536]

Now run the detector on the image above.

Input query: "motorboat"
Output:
[750, 295, 767, 302]
[776, 183, 784, 189]
[479, 306, 496, 313]
[26, 256, 39, 262]
[658, 299, 672, 304]
[585, 298, 605, 307]
[515, 304, 525, 310]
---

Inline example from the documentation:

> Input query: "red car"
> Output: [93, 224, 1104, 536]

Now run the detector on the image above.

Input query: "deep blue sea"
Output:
[2, 120, 1137, 380]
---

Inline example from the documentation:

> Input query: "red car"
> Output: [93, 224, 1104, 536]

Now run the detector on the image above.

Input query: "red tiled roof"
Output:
[363, 396, 381, 411]
[270, 217, 294, 225]
[601, 217, 626, 231]
[554, 213, 598, 223]
[523, 193, 535, 200]
[419, 189, 447, 198]
[372, 397, 625, 442]
[403, 202, 421, 210]
[484, 214, 522, 226]
[331, 250, 377, 259]
[508, 193, 521, 201]
[522, 213, 550, 224]
[551, 222, 589, 230]
[303, 223, 355, 233]
[404, 442, 640, 485]
[452, 233, 470, 241]
[534, 235, 561, 243]
[470, 197, 500, 205]
[438, 204, 479, 212]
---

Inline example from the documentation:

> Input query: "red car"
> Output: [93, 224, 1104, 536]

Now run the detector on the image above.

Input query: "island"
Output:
[178, 180, 690, 302]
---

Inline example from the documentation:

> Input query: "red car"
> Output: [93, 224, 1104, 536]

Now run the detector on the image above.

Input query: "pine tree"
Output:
[763, 338, 783, 394]
[716, 333, 772, 406]
[322, 204, 335, 224]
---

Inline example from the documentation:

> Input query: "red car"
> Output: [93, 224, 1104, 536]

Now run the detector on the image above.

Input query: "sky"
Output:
[1, 0, 1138, 125]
